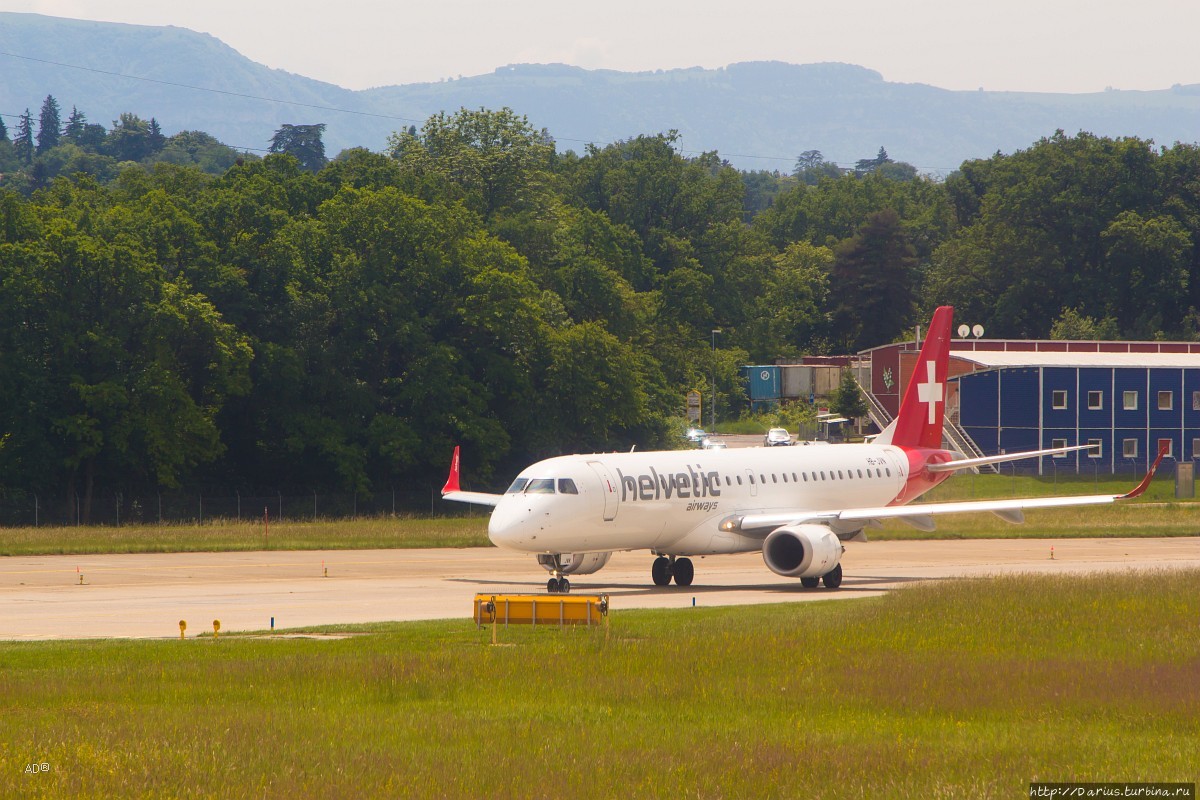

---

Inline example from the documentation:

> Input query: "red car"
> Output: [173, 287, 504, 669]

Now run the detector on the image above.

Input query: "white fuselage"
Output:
[488, 443, 912, 556]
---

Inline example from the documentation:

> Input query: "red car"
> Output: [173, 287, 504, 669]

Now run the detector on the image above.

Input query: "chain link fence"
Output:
[0, 488, 452, 527]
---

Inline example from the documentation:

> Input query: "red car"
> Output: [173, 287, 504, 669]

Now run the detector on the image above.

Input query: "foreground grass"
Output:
[3, 571, 1198, 798]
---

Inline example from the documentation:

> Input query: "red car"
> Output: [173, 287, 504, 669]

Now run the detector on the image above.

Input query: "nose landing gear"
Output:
[651, 555, 694, 587]
[539, 554, 572, 594]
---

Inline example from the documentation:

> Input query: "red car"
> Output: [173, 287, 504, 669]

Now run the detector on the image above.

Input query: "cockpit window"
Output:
[506, 478, 529, 494]
[525, 478, 556, 494]
[558, 479, 579, 495]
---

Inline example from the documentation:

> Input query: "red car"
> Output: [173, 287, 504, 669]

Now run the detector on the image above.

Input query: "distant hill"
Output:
[4, 12, 1200, 171]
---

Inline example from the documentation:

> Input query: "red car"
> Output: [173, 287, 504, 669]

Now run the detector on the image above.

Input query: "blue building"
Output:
[949, 351, 1200, 475]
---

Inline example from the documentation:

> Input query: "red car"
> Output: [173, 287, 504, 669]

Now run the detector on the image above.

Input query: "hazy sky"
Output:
[7, 0, 1200, 93]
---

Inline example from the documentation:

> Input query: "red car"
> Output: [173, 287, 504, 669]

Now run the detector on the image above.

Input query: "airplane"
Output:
[441, 306, 1167, 593]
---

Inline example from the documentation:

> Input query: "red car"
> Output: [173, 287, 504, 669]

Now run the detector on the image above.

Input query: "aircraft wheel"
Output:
[673, 557, 694, 587]
[651, 556, 672, 587]
[800, 577, 820, 589]
[559, 578, 571, 594]
[547, 577, 561, 593]
[821, 564, 843, 589]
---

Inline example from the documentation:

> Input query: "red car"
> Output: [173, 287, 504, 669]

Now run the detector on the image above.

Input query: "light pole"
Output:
[711, 329, 721, 432]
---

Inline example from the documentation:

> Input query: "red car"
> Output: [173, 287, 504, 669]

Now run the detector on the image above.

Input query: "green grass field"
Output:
[0, 515, 492, 557]
[4, 571, 1198, 798]
[1, 473, 1195, 556]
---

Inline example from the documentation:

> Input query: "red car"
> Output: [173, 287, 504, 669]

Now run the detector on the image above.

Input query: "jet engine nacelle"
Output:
[536, 552, 613, 576]
[762, 524, 842, 578]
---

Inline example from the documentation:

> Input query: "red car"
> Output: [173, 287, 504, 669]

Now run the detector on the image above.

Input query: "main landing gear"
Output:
[799, 564, 842, 590]
[651, 555, 694, 587]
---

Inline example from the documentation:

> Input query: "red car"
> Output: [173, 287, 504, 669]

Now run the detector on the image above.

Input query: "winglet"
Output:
[1118, 443, 1170, 500]
[441, 446, 461, 496]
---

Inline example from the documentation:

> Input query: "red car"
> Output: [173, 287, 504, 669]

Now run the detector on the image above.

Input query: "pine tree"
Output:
[0, 114, 8, 143]
[36, 95, 61, 154]
[13, 109, 33, 164]
[63, 106, 86, 143]
[147, 118, 167, 154]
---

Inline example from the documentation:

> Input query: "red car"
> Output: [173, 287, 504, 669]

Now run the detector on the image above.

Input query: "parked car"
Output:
[764, 427, 792, 446]
[700, 438, 728, 450]
[685, 427, 707, 443]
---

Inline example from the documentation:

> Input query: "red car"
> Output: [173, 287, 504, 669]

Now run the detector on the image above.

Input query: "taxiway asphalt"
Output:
[2, 537, 1198, 639]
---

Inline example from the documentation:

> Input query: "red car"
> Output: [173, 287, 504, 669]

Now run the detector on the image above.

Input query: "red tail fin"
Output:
[886, 306, 954, 450]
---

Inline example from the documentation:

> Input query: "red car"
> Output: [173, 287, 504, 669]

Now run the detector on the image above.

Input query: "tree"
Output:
[829, 208, 918, 350]
[13, 109, 33, 164]
[386, 108, 553, 217]
[794, 150, 826, 173]
[1049, 308, 1120, 340]
[147, 118, 167, 153]
[793, 149, 842, 185]
[36, 95, 61, 154]
[106, 113, 156, 162]
[268, 123, 328, 172]
[62, 106, 86, 143]
[831, 368, 868, 421]
[0, 114, 7, 142]
[855, 146, 892, 176]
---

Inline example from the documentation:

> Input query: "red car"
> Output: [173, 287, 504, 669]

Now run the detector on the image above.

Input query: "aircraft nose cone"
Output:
[487, 502, 528, 549]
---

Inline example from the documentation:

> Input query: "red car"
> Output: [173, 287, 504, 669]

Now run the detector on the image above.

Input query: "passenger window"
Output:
[782, 474, 788, 483]
[820, 471, 826, 481]
[737, 476, 743, 485]
[792, 473, 798, 481]
[558, 479, 579, 495]
[886, 468, 892, 477]
[772, 474, 778, 483]
[507, 478, 529, 494]
[857, 469, 863, 478]
[525, 478, 556, 494]
[802, 473, 808, 482]
[838, 470, 844, 480]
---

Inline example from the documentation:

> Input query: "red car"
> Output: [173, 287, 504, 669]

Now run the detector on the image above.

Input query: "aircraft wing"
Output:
[925, 444, 1095, 473]
[440, 446, 504, 507]
[722, 444, 1167, 536]
[441, 490, 503, 507]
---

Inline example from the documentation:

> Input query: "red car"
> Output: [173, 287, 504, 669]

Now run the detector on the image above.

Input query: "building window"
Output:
[1052, 390, 1068, 410]
[1123, 438, 1139, 458]
[1193, 438, 1200, 459]
[1051, 438, 1068, 458]
[1158, 438, 1174, 458]
[1158, 391, 1174, 411]
[1123, 391, 1138, 410]
[1193, 391, 1200, 411]
[1087, 390, 1103, 410]
[1087, 439, 1102, 458]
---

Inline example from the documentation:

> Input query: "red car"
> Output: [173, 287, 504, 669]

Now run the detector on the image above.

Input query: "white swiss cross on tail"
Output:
[915, 360, 943, 424]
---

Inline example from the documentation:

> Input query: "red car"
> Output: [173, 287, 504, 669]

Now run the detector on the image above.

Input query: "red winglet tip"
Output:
[1119, 443, 1170, 500]
[441, 446, 461, 495]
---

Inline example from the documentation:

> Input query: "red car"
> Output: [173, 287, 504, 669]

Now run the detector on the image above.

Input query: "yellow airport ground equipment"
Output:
[474, 594, 609, 628]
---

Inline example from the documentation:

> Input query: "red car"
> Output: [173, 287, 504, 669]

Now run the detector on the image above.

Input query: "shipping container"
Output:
[742, 366, 781, 402]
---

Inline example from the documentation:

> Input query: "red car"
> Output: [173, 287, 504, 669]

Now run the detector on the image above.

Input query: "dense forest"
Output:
[3, 95, 1200, 518]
